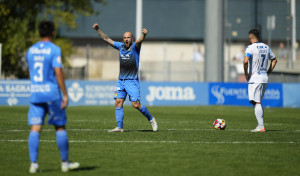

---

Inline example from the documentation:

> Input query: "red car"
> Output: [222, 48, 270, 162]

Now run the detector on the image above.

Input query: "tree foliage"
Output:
[0, 0, 105, 78]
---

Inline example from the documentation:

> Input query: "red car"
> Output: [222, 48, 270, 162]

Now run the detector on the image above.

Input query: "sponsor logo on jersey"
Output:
[31, 84, 51, 93]
[120, 54, 130, 60]
[30, 47, 51, 55]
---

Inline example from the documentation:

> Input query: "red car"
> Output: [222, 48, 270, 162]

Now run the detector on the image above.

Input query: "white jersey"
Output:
[245, 42, 276, 83]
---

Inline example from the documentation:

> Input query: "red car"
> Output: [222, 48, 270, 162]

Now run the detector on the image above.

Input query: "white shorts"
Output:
[248, 83, 268, 103]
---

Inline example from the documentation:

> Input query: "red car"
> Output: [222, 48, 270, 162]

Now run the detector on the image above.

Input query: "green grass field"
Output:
[0, 106, 300, 176]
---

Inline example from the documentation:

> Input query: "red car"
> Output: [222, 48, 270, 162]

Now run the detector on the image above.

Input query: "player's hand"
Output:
[61, 96, 68, 109]
[93, 23, 99, 30]
[245, 74, 250, 81]
[142, 28, 147, 36]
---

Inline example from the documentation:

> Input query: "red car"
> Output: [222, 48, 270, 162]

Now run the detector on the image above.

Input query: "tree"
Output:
[0, 0, 105, 78]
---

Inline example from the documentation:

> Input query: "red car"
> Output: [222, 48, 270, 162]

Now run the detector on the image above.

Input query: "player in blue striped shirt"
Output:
[93, 23, 158, 132]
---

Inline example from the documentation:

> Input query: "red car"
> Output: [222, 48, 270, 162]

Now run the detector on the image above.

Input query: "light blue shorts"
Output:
[114, 79, 140, 102]
[28, 99, 67, 126]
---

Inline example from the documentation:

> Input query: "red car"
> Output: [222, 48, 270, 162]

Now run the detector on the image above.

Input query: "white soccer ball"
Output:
[213, 118, 226, 130]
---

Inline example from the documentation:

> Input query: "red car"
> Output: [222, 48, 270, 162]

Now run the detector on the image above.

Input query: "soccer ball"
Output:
[213, 118, 226, 130]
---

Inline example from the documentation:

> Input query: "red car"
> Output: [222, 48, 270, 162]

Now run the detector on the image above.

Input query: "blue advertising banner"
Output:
[0, 80, 31, 106]
[66, 80, 117, 106]
[283, 83, 300, 108]
[209, 83, 283, 107]
[0, 80, 291, 107]
[0, 80, 118, 106]
[140, 82, 209, 106]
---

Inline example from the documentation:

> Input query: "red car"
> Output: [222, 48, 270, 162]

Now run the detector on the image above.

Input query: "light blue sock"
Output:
[139, 105, 153, 121]
[29, 131, 40, 162]
[116, 107, 124, 129]
[56, 130, 69, 161]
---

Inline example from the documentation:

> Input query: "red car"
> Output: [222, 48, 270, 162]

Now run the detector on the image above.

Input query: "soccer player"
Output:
[92, 23, 158, 132]
[26, 21, 79, 173]
[243, 29, 277, 132]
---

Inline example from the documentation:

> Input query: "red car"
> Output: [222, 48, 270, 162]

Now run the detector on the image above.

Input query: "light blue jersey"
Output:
[26, 41, 62, 103]
[114, 42, 140, 80]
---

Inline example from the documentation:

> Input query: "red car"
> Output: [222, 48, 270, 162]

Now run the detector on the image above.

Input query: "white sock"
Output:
[254, 104, 264, 127]
[31, 162, 38, 167]
[62, 161, 69, 167]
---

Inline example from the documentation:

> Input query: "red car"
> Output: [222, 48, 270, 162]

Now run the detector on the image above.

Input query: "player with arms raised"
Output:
[26, 21, 79, 173]
[243, 29, 277, 132]
[93, 23, 158, 132]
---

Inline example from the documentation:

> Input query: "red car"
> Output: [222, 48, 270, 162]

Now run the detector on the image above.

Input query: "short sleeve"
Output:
[269, 48, 276, 60]
[245, 46, 252, 58]
[133, 42, 140, 53]
[25, 50, 29, 68]
[114, 42, 123, 50]
[52, 46, 63, 68]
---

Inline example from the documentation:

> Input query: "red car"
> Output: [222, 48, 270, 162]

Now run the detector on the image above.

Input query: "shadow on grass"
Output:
[71, 166, 98, 171]
[41, 166, 98, 173]
[136, 129, 155, 132]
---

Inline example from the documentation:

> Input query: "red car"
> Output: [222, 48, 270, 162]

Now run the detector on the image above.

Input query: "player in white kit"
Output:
[243, 29, 277, 132]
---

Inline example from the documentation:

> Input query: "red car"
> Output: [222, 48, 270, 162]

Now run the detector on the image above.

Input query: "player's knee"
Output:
[31, 125, 42, 133]
[132, 102, 140, 109]
[115, 99, 124, 107]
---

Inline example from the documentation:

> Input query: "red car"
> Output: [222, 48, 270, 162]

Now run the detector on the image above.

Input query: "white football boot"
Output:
[61, 161, 80, 172]
[108, 127, 124, 132]
[29, 163, 39, 173]
[150, 117, 158, 132]
[250, 126, 266, 132]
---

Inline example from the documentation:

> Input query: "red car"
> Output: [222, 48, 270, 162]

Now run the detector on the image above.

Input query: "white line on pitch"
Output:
[0, 139, 298, 144]
[5, 129, 300, 132]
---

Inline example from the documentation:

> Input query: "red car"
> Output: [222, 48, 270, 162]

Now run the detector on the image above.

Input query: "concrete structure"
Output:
[59, 0, 300, 82]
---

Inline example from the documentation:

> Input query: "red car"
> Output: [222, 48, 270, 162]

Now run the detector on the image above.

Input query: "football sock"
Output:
[116, 107, 124, 129]
[56, 130, 69, 161]
[254, 104, 264, 127]
[28, 131, 40, 162]
[139, 105, 153, 121]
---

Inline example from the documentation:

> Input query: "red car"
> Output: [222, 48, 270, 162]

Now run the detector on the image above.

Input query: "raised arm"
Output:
[243, 56, 250, 81]
[93, 23, 114, 47]
[135, 28, 147, 48]
[267, 58, 277, 75]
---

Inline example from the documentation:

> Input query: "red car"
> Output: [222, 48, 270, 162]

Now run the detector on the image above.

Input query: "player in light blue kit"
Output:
[26, 21, 79, 173]
[93, 23, 158, 132]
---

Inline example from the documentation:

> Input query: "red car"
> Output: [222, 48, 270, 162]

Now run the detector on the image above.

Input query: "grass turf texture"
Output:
[0, 106, 300, 176]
